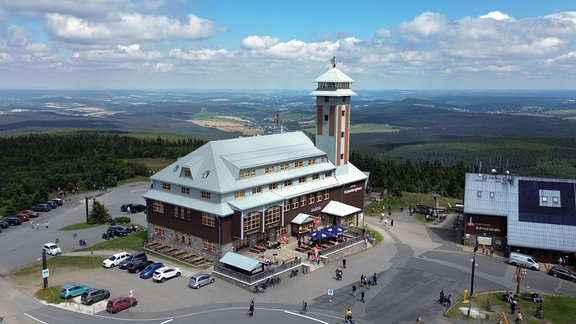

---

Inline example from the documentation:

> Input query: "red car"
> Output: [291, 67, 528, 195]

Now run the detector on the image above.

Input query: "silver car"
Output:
[188, 273, 214, 289]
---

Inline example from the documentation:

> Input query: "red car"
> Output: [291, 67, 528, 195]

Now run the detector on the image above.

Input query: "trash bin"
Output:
[302, 265, 309, 274]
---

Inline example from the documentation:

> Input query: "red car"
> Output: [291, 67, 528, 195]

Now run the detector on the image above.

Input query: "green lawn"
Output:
[445, 291, 576, 323]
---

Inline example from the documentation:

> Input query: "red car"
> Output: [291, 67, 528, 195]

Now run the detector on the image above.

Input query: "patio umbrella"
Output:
[325, 225, 347, 234]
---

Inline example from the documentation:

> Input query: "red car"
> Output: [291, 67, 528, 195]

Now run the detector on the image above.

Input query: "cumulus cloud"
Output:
[0, 1, 576, 89]
[169, 48, 231, 61]
[480, 11, 513, 21]
[242, 36, 280, 50]
[45, 13, 219, 44]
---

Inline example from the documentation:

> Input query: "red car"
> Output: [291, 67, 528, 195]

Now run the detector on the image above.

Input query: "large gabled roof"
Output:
[148, 131, 327, 193]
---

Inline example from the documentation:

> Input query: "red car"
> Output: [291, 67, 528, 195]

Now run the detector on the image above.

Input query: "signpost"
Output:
[328, 289, 333, 310]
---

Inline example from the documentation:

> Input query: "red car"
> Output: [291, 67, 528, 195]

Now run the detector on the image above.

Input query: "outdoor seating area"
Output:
[144, 241, 213, 267]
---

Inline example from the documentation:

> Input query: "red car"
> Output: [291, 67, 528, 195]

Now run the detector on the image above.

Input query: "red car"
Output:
[106, 297, 137, 313]
[20, 210, 40, 218]
[16, 214, 30, 221]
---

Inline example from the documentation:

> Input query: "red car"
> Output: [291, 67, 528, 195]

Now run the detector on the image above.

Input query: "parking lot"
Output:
[46, 255, 247, 315]
[1, 183, 343, 317]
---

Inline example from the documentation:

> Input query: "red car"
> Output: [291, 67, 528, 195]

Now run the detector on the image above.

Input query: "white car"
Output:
[152, 266, 181, 282]
[43, 243, 62, 256]
[102, 252, 131, 268]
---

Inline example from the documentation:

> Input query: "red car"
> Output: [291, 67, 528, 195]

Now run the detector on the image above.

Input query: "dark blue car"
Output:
[139, 262, 164, 279]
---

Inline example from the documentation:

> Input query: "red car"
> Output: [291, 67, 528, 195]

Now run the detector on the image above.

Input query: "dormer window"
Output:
[202, 170, 210, 178]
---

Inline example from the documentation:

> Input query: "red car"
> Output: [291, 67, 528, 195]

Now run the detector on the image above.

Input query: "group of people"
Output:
[439, 290, 452, 307]
[558, 256, 568, 268]
[473, 243, 494, 256]
[359, 273, 378, 287]
[30, 221, 48, 230]
[307, 247, 322, 265]
[504, 290, 522, 322]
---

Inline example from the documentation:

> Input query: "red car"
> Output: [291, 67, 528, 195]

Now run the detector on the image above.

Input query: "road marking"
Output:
[283, 310, 328, 323]
[24, 313, 48, 324]
[130, 189, 148, 194]
[160, 319, 174, 324]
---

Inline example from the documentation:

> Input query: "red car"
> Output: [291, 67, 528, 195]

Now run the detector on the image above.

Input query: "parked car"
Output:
[81, 288, 110, 305]
[120, 204, 133, 212]
[43, 243, 62, 256]
[127, 260, 155, 273]
[30, 204, 51, 212]
[130, 204, 147, 213]
[102, 252, 131, 268]
[20, 210, 39, 218]
[0, 220, 9, 229]
[153, 266, 181, 282]
[188, 273, 215, 289]
[107, 226, 128, 237]
[106, 296, 138, 313]
[46, 200, 58, 209]
[60, 284, 91, 299]
[118, 252, 147, 269]
[139, 262, 164, 279]
[549, 266, 576, 282]
[5, 217, 22, 226]
[51, 198, 63, 206]
[16, 213, 29, 221]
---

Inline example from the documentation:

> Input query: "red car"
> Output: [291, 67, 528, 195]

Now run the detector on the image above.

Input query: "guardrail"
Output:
[213, 258, 301, 285]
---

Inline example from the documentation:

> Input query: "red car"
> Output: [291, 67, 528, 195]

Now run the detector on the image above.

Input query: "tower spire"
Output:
[331, 55, 337, 68]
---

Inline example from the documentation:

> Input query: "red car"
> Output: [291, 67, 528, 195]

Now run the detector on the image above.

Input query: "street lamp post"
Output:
[470, 253, 477, 297]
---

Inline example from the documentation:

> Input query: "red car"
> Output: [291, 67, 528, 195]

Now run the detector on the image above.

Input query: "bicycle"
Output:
[271, 275, 281, 286]
[290, 269, 299, 278]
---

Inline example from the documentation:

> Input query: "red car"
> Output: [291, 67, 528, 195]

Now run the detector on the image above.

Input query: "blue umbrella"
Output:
[325, 225, 347, 234]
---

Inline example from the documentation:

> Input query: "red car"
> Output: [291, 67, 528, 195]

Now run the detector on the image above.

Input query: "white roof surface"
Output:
[322, 200, 361, 217]
[313, 67, 355, 83]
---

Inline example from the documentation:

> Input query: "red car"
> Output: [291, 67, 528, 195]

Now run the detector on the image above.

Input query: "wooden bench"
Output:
[193, 258, 208, 266]
[146, 242, 162, 249]
[254, 245, 267, 252]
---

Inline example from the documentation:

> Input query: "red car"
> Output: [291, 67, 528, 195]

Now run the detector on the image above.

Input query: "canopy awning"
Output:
[291, 213, 316, 225]
[219, 252, 262, 272]
[322, 200, 361, 217]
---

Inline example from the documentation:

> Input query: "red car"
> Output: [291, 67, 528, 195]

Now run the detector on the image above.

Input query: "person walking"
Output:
[45, 221, 49, 229]
[373, 273, 378, 286]
[248, 299, 254, 317]
[342, 258, 346, 269]
[30, 221, 34, 229]
[352, 285, 357, 297]
[360, 290, 365, 303]
[36, 222, 40, 230]
[446, 294, 452, 307]
[416, 315, 423, 323]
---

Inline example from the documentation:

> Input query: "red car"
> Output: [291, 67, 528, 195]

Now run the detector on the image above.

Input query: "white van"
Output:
[508, 252, 540, 271]
[102, 252, 130, 268]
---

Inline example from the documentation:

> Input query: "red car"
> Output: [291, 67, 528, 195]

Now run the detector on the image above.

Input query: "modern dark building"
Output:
[143, 60, 368, 260]
[463, 172, 576, 264]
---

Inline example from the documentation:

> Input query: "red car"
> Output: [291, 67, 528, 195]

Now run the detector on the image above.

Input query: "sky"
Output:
[0, 0, 575, 90]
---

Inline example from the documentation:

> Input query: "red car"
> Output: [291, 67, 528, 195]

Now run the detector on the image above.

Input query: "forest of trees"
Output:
[0, 132, 206, 216]
[1, 131, 574, 217]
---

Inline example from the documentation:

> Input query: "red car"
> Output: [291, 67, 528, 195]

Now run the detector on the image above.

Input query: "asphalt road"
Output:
[1, 183, 576, 324]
